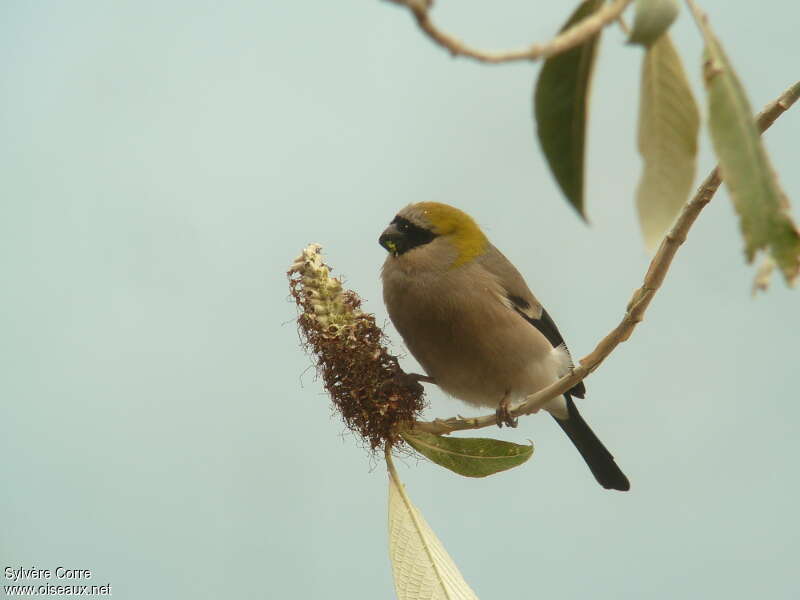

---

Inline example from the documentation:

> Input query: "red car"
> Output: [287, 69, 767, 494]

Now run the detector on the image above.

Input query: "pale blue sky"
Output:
[2, 2, 799, 599]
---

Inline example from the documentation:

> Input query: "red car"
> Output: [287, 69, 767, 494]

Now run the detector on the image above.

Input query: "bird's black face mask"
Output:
[378, 216, 437, 256]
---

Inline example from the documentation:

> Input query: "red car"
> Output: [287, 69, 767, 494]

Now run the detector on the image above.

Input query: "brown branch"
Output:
[415, 80, 800, 435]
[384, 0, 633, 64]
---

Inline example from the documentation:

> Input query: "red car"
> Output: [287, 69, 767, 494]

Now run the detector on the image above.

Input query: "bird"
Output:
[378, 201, 629, 491]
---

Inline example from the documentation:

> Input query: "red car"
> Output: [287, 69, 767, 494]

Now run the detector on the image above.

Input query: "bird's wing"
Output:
[480, 244, 586, 398]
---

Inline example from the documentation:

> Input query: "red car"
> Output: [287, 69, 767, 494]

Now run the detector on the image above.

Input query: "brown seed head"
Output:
[288, 244, 426, 450]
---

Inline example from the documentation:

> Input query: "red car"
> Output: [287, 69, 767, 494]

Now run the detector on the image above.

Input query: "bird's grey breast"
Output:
[382, 259, 508, 380]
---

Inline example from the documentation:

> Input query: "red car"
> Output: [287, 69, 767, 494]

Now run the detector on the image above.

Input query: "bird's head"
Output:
[378, 202, 489, 268]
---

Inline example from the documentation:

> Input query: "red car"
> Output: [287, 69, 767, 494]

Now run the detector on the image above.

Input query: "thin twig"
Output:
[415, 81, 800, 435]
[385, 0, 633, 63]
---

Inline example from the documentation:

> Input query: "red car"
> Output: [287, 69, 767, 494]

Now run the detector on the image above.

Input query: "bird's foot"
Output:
[383, 372, 436, 395]
[495, 393, 518, 428]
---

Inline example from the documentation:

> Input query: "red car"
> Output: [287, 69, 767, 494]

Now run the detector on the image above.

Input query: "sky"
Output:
[1, 1, 799, 599]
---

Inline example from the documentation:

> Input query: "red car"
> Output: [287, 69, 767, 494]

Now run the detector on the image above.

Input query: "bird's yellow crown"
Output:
[415, 202, 488, 267]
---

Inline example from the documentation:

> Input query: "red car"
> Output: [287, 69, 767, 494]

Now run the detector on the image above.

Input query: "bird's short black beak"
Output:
[379, 225, 404, 256]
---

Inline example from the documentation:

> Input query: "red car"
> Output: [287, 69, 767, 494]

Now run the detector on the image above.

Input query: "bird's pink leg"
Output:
[495, 390, 518, 428]
[383, 372, 436, 395]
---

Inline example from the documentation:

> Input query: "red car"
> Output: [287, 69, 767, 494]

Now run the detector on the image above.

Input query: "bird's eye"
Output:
[399, 222, 409, 232]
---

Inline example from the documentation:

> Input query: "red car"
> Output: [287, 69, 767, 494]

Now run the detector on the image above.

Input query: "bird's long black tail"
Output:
[552, 396, 630, 491]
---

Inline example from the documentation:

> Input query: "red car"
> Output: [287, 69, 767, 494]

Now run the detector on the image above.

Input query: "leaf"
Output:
[401, 430, 533, 478]
[628, 0, 680, 47]
[387, 456, 479, 600]
[534, 0, 604, 219]
[752, 256, 776, 296]
[635, 33, 699, 250]
[690, 6, 800, 284]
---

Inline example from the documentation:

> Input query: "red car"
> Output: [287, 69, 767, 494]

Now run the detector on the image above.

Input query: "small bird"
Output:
[379, 202, 629, 491]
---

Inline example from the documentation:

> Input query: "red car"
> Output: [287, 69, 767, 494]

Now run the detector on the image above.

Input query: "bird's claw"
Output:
[383, 372, 435, 395]
[495, 404, 518, 428]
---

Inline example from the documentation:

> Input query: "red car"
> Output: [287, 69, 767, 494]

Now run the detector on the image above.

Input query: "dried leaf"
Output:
[629, 0, 680, 47]
[534, 0, 604, 219]
[401, 430, 533, 478]
[635, 34, 699, 250]
[690, 7, 800, 284]
[388, 457, 479, 600]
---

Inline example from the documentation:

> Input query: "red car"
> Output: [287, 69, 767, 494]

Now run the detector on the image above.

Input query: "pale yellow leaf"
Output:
[636, 33, 699, 250]
[387, 457, 479, 600]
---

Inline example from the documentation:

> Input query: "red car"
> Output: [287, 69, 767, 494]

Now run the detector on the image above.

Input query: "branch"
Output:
[384, 0, 633, 64]
[415, 80, 800, 435]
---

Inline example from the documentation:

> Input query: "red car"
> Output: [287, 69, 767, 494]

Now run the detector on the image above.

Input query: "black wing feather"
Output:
[507, 295, 586, 399]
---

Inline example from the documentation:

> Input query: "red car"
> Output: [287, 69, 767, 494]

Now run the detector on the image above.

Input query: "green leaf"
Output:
[629, 0, 680, 47]
[534, 0, 604, 219]
[691, 8, 800, 284]
[401, 430, 533, 478]
[635, 34, 699, 250]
